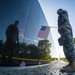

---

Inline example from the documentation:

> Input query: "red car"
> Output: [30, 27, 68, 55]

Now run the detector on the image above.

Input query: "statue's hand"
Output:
[61, 26, 67, 30]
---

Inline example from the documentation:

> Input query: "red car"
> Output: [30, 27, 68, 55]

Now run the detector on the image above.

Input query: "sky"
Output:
[0, 0, 43, 43]
[38, 0, 75, 58]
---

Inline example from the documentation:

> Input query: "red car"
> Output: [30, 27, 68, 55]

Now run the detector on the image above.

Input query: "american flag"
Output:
[38, 26, 50, 40]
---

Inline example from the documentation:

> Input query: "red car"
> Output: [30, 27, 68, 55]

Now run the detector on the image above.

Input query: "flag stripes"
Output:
[38, 26, 50, 40]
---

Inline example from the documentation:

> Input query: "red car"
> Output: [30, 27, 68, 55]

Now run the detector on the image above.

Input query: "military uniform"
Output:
[57, 9, 75, 72]
[58, 10, 75, 61]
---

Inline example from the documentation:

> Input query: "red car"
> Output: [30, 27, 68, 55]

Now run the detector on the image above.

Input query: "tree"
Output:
[27, 44, 40, 59]
[13, 43, 42, 59]
[0, 40, 5, 55]
[38, 40, 51, 60]
[13, 42, 27, 58]
[10, 40, 52, 60]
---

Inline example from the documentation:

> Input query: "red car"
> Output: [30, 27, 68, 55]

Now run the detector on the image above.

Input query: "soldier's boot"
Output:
[61, 60, 75, 72]
[63, 61, 72, 68]
[63, 64, 70, 68]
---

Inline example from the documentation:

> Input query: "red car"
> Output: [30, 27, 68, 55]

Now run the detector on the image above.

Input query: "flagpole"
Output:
[49, 26, 58, 28]
[41, 25, 58, 28]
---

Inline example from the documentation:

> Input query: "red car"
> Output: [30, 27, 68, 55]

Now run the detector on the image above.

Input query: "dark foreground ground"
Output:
[0, 60, 75, 75]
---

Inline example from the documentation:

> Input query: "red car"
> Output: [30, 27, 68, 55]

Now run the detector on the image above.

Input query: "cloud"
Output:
[25, 37, 38, 43]
[19, 33, 24, 38]
[19, 33, 38, 43]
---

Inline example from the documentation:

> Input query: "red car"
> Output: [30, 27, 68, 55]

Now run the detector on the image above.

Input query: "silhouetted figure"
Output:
[57, 9, 75, 72]
[4, 20, 19, 63]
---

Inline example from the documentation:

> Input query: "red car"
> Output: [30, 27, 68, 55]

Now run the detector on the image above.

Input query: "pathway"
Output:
[0, 60, 75, 75]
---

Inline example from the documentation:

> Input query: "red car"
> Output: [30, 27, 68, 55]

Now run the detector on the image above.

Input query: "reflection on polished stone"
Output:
[0, 60, 75, 75]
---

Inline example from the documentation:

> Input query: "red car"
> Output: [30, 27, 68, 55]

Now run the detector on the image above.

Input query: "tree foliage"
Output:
[0, 40, 52, 60]
[38, 40, 51, 60]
